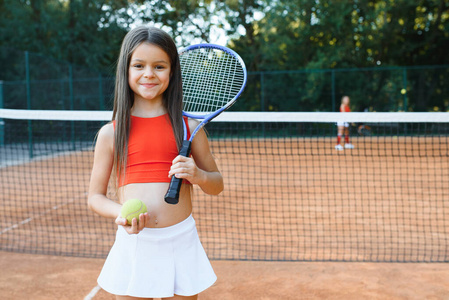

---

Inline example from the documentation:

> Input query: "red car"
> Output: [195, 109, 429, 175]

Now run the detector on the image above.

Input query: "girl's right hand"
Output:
[115, 212, 150, 234]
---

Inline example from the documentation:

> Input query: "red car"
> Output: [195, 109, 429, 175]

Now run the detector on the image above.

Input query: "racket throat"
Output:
[164, 140, 192, 204]
[178, 140, 192, 157]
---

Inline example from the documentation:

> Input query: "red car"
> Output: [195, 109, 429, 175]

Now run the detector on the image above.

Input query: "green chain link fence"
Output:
[1, 47, 449, 115]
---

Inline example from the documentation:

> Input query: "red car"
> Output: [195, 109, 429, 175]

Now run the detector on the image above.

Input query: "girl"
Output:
[335, 95, 355, 151]
[88, 26, 223, 300]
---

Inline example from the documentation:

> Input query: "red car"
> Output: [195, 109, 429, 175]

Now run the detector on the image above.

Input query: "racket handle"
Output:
[164, 140, 192, 204]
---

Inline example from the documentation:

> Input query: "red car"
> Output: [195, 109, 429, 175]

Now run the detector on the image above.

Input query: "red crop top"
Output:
[340, 104, 351, 113]
[114, 114, 191, 187]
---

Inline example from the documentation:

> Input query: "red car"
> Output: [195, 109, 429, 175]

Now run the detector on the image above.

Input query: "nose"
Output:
[143, 67, 154, 78]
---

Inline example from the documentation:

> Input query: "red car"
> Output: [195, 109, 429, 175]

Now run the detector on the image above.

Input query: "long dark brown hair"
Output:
[111, 26, 183, 187]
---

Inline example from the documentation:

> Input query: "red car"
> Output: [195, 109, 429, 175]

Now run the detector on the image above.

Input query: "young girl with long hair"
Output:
[335, 95, 355, 151]
[88, 26, 222, 300]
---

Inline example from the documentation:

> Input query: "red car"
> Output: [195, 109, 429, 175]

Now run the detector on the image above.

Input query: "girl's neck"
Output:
[131, 98, 167, 118]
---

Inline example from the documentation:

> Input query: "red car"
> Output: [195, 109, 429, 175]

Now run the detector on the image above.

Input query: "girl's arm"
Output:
[87, 123, 150, 233]
[168, 120, 224, 195]
[87, 123, 121, 218]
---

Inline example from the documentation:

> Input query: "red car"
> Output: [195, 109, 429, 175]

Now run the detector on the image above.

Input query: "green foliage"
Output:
[0, 0, 129, 73]
[143, 0, 219, 45]
[225, 0, 449, 111]
[0, 0, 448, 111]
[0, 0, 224, 72]
[226, 0, 449, 71]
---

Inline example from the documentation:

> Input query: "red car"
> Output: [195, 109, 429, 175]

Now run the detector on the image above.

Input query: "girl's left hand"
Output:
[168, 155, 204, 185]
[115, 212, 150, 234]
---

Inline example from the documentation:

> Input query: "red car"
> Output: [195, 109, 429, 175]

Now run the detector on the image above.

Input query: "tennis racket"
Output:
[164, 43, 247, 204]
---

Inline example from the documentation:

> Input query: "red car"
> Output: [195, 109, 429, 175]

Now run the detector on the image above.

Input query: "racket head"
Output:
[165, 44, 246, 204]
[179, 43, 247, 121]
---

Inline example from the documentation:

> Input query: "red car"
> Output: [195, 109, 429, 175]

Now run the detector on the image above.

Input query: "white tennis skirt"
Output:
[336, 121, 350, 127]
[97, 215, 217, 298]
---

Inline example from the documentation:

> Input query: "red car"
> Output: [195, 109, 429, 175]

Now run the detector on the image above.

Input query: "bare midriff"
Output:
[118, 182, 192, 228]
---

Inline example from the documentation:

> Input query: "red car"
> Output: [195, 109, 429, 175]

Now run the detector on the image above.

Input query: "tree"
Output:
[225, 0, 449, 70]
[1, 0, 447, 111]
[0, 0, 129, 73]
[222, 0, 449, 111]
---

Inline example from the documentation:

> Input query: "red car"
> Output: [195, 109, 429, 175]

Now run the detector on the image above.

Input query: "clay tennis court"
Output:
[1, 135, 449, 299]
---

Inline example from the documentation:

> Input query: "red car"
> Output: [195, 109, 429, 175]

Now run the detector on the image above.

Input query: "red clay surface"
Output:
[1, 251, 449, 300]
[1, 137, 448, 262]
[1, 136, 448, 299]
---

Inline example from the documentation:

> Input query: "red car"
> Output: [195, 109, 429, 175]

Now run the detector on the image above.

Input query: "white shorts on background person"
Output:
[336, 121, 349, 127]
[97, 214, 217, 298]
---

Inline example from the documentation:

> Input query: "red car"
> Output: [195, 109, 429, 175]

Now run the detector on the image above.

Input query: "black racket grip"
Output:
[164, 140, 192, 204]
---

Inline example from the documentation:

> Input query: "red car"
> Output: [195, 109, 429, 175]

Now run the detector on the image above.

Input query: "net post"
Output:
[260, 72, 266, 136]
[331, 69, 336, 112]
[60, 78, 65, 109]
[260, 72, 265, 111]
[0, 80, 4, 145]
[69, 64, 75, 150]
[98, 73, 104, 110]
[25, 51, 33, 158]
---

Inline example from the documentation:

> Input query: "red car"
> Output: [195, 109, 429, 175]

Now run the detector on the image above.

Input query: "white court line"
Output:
[84, 285, 101, 300]
[0, 193, 87, 235]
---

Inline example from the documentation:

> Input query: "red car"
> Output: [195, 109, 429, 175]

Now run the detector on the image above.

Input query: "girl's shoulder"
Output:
[99, 122, 114, 135]
[186, 117, 199, 131]
[96, 122, 114, 146]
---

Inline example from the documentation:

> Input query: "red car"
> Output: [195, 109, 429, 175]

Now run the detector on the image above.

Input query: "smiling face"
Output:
[128, 42, 171, 105]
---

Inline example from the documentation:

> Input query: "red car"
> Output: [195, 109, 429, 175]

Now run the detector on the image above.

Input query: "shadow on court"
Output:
[1, 251, 448, 300]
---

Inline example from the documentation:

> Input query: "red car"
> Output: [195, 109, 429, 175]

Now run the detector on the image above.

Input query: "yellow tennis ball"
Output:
[121, 199, 147, 225]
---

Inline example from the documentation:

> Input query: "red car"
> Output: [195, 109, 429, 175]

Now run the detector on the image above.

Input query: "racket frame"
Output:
[164, 43, 247, 204]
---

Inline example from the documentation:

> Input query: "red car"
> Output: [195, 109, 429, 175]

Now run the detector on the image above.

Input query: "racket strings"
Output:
[182, 53, 235, 111]
[180, 47, 245, 114]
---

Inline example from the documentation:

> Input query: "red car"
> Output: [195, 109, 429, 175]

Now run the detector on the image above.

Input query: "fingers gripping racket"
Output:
[164, 44, 247, 204]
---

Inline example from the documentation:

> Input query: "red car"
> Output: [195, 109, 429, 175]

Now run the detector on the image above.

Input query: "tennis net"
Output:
[0, 109, 448, 262]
